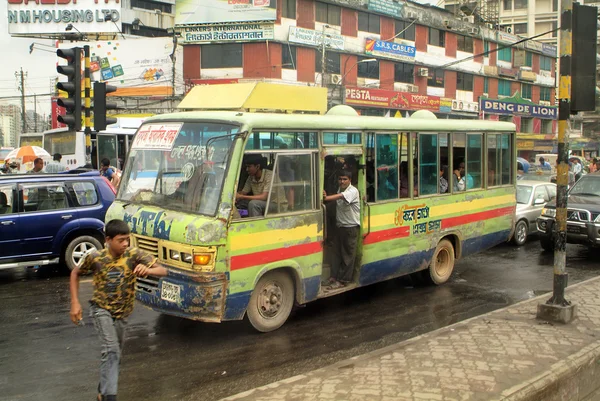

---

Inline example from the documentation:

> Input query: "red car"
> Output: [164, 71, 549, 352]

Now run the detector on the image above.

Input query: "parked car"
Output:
[512, 181, 557, 245]
[537, 172, 600, 251]
[0, 171, 115, 271]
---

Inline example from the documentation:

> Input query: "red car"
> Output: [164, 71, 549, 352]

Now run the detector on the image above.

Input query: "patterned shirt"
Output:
[79, 247, 156, 319]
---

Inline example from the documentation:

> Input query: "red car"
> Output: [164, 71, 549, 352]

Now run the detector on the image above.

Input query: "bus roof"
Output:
[142, 109, 516, 133]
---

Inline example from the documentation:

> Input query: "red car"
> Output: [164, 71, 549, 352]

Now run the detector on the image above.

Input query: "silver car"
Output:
[512, 180, 557, 245]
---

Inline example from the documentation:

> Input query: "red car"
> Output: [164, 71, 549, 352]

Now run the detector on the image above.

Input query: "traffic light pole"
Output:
[84, 45, 91, 162]
[536, 0, 576, 324]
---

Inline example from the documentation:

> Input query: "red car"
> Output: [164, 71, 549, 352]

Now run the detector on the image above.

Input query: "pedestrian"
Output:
[45, 153, 67, 173]
[571, 157, 582, 181]
[28, 157, 44, 174]
[322, 170, 360, 288]
[100, 158, 121, 188]
[590, 158, 598, 173]
[69, 219, 167, 401]
[539, 157, 551, 171]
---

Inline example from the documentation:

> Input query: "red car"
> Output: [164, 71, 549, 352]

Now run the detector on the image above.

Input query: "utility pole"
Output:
[34, 94, 37, 132]
[15, 68, 27, 134]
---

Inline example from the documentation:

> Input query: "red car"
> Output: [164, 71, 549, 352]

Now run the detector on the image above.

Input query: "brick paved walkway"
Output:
[222, 276, 600, 401]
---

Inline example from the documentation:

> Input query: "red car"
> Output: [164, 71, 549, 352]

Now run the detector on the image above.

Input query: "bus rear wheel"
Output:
[247, 270, 295, 333]
[424, 239, 455, 285]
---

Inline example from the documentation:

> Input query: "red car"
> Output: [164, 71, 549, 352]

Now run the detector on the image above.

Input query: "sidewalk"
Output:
[221, 276, 600, 401]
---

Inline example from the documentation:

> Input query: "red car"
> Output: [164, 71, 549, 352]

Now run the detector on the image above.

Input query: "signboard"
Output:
[451, 99, 479, 113]
[497, 31, 520, 44]
[367, 0, 402, 18]
[288, 26, 345, 50]
[180, 23, 274, 43]
[345, 87, 441, 111]
[51, 97, 67, 130]
[525, 41, 543, 52]
[542, 43, 557, 57]
[131, 124, 183, 151]
[498, 66, 518, 78]
[175, 0, 276, 25]
[480, 98, 558, 119]
[513, 50, 525, 67]
[7, 0, 121, 35]
[60, 38, 178, 91]
[365, 39, 415, 61]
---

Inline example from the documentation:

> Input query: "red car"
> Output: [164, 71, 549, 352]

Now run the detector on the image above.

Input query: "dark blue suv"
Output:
[0, 171, 115, 271]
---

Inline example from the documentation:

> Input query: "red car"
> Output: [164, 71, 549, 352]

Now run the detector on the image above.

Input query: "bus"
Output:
[43, 116, 149, 170]
[19, 133, 43, 148]
[106, 106, 517, 332]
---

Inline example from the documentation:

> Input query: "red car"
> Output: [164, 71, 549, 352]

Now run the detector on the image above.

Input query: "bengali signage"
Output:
[180, 23, 274, 43]
[365, 38, 415, 61]
[525, 41, 543, 52]
[132, 124, 183, 151]
[480, 98, 558, 119]
[7, 0, 121, 35]
[497, 31, 520, 44]
[542, 43, 557, 57]
[367, 0, 402, 18]
[288, 26, 345, 50]
[175, 0, 275, 25]
[345, 87, 440, 111]
[498, 66, 518, 78]
[451, 99, 479, 113]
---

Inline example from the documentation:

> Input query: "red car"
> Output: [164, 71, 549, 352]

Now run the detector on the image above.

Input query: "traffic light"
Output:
[56, 47, 82, 131]
[571, 3, 598, 113]
[93, 82, 118, 131]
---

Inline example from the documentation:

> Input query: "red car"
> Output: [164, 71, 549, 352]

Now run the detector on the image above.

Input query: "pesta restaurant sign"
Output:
[345, 87, 441, 111]
[7, 0, 121, 35]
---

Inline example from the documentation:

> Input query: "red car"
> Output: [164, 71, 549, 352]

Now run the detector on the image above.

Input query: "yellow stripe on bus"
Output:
[230, 224, 319, 252]
[368, 194, 515, 228]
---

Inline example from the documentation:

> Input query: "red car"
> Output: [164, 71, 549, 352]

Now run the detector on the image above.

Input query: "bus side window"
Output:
[376, 133, 399, 201]
[467, 134, 483, 189]
[419, 134, 438, 196]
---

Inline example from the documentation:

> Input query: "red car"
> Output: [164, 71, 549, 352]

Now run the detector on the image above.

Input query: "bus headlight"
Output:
[169, 249, 181, 260]
[541, 208, 556, 218]
[181, 252, 193, 263]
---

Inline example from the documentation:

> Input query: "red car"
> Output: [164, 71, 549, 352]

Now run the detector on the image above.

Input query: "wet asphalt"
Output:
[1, 239, 599, 401]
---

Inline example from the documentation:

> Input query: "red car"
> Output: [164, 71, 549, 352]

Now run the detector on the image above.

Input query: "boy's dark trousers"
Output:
[90, 304, 128, 400]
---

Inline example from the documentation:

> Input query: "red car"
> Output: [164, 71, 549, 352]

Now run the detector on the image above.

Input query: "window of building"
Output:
[521, 83, 532, 99]
[457, 35, 474, 53]
[358, 11, 380, 34]
[540, 86, 551, 102]
[503, 0, 512, 10]
[484, 77, 489, 94]
[552, 21, 558, 38]
[457, 72, 474, 91]
[131, 0, 172, 13]
[524, 51, 533, 67]
[394, 62, 414, 83]
[498, 79, 511, 96]
[201, 44, 242, 68]
[428, 69, 444, 88]
[316, 2, 341, 25]
[357, 56, 379, 79]
[514, 0, 528, 9]
[282, 45, 297, 70]
[514, 23, 528, 34]
[484, 41, 490, 55]
[376, 134, 399, 200]
[498, 47, 512, 62]
[541, 119, 553, 134]
[540, 56, 552, 71]
[282, 0, 296, 19]
[521, 117, 533, 132]
[394, 20, 416, 41]
[315, 52, 341, 74]
[428, 28, 445, 47]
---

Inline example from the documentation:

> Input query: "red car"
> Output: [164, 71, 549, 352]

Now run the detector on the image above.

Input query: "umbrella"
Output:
[517, 157, 530, 173]
[4, 146, 51, 164]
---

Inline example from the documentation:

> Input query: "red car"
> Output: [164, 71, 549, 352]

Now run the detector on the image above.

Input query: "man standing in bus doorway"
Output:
[323, 170, 361, 288]
[45, 153, 67, 173]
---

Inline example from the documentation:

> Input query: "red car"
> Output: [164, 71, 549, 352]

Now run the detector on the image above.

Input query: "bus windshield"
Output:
[20, 135, 43, 147]
[118, 122, 240, 216]
[44, 131, 76, 155]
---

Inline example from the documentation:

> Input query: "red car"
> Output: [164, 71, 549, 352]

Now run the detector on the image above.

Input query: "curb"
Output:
[220, 275, 600, 401]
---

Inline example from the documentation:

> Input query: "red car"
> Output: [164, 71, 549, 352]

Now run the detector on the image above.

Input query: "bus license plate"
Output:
[161, 282, 181, 303]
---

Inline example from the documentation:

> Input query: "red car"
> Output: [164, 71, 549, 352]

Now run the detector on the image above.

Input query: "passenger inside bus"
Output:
[236, 154, 287, 217]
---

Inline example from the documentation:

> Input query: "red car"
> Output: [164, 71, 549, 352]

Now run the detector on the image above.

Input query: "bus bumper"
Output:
[136, 270, 227, 323]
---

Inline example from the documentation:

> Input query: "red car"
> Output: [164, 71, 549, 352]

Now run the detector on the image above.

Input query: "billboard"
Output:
[59, 37, 181, 96]
[345, 87, 441, 111]
[365, 39, 415, 61]
[181, 23, 274, 43]
[480, 98, 558, 119]
[288, 26, 345, 50]
[7, 0, 121, 35]
[176, 0, 276, 25]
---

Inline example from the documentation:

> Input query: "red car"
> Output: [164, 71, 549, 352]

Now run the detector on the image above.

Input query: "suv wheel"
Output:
[540, 235, 555, 252]
[64, 236, 103, 271]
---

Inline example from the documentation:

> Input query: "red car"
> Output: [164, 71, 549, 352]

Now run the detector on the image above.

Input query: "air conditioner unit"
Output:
[520, 66, 532, 71]
[327, 74, 342, 85]
[356, 77, 367, 86]
[417, 67, 429, 77]
[468, 27, 479, 34]
[539, 100, 551, 106]
[473, 104, 479, 112]
[463, 15, 475, 24]
[406, 84, 419, 93]
[405, 11, 418, 20]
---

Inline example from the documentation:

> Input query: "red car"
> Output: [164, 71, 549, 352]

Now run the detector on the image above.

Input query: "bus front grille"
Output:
[134, 236, 159, 258]
[136, 276, 160, 293]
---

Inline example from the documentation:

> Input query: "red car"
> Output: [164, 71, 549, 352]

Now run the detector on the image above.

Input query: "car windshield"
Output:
[569, 176, 600, 197]
[516, 185, 533, 204]
[118, 121, 240, 216]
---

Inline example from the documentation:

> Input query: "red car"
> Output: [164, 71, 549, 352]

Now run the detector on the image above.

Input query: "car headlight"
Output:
[541, 207, 556, 218]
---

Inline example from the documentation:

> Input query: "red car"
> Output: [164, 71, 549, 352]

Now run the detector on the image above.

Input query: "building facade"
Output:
[0, 105, 22, 148]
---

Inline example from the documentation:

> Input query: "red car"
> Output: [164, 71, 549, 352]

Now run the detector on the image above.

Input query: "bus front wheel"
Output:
[424, 239, 455, 285]
[247, 270, 295, 333]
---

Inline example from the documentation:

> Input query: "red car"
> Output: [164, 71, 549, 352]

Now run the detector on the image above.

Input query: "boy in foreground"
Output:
[70, 219, 167, 401]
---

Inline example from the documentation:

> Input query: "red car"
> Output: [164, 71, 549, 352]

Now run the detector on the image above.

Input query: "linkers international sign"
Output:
[7, 0, 121, 35]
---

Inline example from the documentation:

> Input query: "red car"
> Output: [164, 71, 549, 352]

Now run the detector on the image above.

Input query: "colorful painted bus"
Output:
[106, 106, 517, 332]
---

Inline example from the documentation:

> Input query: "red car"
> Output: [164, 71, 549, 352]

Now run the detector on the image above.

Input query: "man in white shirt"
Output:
[45, 153, 67, 173]
[571, 158, 582, 181]
[323, 170, 361, 288]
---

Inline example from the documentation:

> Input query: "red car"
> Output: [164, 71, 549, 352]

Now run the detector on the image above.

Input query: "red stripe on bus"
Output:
[230, 241, 323, 271]
[442, 206, 515, 229]
[363, 226, 411, 245]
